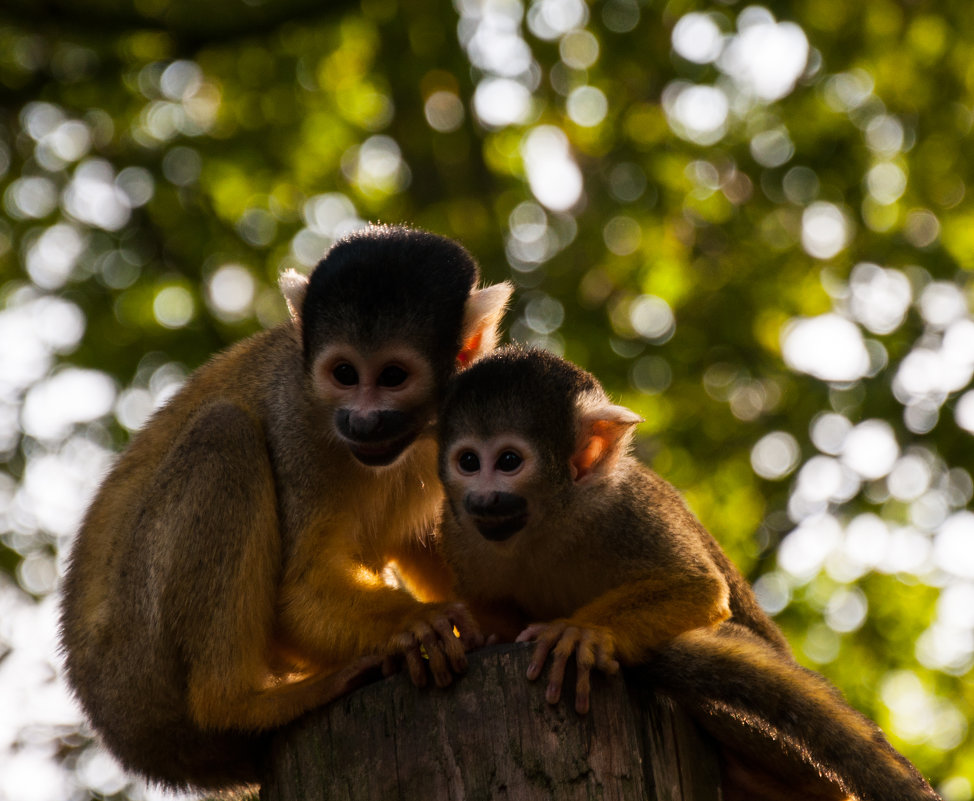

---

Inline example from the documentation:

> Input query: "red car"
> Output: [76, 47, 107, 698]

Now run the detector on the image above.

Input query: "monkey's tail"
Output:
[638, 623, 941, 801]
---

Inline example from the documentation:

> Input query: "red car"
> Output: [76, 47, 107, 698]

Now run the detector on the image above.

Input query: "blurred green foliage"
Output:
[1, 0, 973, 797]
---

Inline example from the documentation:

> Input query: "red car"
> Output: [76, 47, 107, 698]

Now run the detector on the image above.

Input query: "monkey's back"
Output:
[618, 463, 790, 653]
[58, 324, 301, 790]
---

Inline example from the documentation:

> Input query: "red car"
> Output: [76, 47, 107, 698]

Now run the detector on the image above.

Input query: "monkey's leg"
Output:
[641, 624, 940, 801]
[141, 401, 380, 732]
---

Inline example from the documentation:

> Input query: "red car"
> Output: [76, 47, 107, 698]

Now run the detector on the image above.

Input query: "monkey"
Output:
[434, 346, 941, 801]
[58, 225, 513, 793]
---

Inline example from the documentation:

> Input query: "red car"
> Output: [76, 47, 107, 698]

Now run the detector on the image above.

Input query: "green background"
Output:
[0, 0, 972, 797]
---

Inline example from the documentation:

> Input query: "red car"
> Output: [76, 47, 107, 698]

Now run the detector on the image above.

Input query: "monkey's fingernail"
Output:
[526, 664, 539, 680]
[546, 684, 560, 703]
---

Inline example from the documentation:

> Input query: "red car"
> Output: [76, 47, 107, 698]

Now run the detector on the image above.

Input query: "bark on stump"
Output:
[261, 642, 721, 801]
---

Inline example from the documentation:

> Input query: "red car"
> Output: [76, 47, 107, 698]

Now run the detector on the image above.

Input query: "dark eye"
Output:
[333, 363, 358, 386]
[457, 451, 480, 473]
[496, 450, 523, 472]
[378, 365, 408, 387]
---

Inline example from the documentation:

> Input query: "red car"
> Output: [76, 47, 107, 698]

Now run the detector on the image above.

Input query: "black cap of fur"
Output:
[302, 225, 479, 381]
[439, 346, 603, 481]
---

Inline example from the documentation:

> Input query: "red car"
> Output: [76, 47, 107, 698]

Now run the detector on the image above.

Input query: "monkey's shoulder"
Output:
[173, 323, 302, 410]
[590, 459, 700, 532]
[127, 324, 301, 446]
[81, 325, 305, 524]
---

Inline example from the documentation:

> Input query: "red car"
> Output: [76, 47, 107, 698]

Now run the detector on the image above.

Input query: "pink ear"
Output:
[570, 404, 642, 483]
[457, 282, 514, 367]
[456, 330, 484, 368]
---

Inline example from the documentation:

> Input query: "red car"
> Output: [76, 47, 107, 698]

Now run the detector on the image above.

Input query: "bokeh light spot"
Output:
[672, 13, 724, 64]
[153, 286, 195, 329]
[424, 90, 465, 133]
[801, 202, 851, 260]
[566, 85, 608, 127]
[782, 314, 869, 382]
[206, 265, 255, 322]
[474, 78, 533, 128]
[751, 431, 801, 480]
[521, 126, 583, 211]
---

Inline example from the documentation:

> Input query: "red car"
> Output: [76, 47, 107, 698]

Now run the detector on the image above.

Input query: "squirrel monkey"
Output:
[58, 225, 512, 792]
[435, 346, 941, 801]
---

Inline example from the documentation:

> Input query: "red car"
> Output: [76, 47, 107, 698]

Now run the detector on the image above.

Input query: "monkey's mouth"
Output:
[347, 432, 418, 467]
[473, 514, 528, 542]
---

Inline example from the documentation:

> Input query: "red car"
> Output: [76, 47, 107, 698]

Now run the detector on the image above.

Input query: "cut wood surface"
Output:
[261, 642, 720, 801]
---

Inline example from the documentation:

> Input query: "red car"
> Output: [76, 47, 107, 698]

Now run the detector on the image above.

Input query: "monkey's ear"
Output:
[279, 269, 309, 322]
[457, 281, 514, 367]
[570, 403, 643, 484]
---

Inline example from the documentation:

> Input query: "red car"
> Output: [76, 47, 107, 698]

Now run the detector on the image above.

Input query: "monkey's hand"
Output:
[381, 602, 484, 689]
[517, 620, 620, 714]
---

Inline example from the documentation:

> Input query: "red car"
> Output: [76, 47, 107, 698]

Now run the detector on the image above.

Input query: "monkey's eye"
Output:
[378, 365, 408, 388]
[457, 451, 480, 473]
[333, 363, 358, 386]
[496, 451, 523, 472]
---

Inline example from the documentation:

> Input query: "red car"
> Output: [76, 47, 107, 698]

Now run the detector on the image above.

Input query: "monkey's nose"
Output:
[347, 411, 382, 439]
[464, 491, 527, 519]
[336, 409, 410, 443]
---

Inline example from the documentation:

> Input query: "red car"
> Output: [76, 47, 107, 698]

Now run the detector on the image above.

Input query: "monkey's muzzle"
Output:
[336, 408, 419, 467]
[464, 492, 528, 541]
[346, 432, 418, 467]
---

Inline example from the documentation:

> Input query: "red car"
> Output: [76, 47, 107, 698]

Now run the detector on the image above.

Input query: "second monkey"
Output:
[436, 346, 940, 801]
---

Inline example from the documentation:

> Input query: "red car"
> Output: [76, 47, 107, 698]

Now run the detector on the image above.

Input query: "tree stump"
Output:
[261, 642, 721, 801]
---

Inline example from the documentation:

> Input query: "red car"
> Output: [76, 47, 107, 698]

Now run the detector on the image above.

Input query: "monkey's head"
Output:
[438, 346, 641, 543]
[280, 225, 512, 468]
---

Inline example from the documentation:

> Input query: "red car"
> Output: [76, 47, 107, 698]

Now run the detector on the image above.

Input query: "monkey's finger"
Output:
[525, 621, 568, 680]
[545, 645, 571, 705]
[426, 643, 454, 688]
[574, 639, 597, 715]
[381, 653, 400, 678]
[544, 628, 582, 704]
[594, 643, 620, 676]
[575, 665, 592, 715]
[526, 637, 555, 681]
[415, 622, 454, 688]
[432, 616, 468, 675]
[403, 644, 428, 688]
[446, 604, 485, 650]
[516, 622, 549, 643]
[585, 631, 619, 676]
[389, 631, 427, 688]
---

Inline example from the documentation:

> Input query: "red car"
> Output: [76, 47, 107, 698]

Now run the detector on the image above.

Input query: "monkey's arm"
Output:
[519, 560, 731, 713]
[643, 623, 941, 801]
[277, 555, 483, 690]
